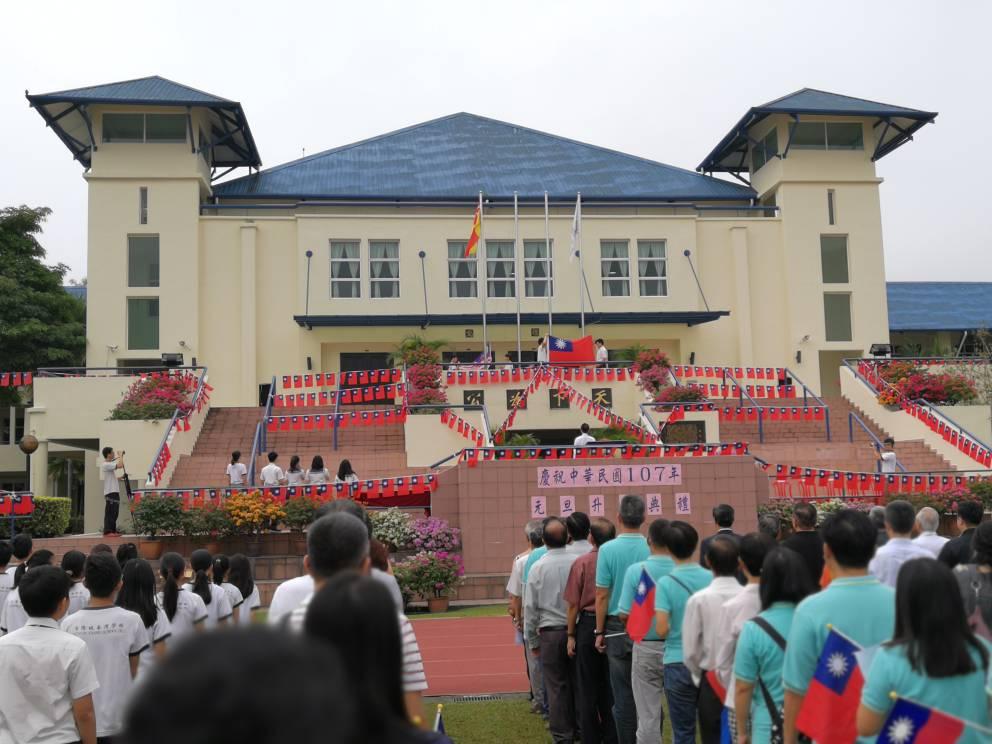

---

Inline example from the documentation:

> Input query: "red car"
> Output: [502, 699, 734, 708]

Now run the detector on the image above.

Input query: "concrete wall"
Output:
[934, 405, 992, 448]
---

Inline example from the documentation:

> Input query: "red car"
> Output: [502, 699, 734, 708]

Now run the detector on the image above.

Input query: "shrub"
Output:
[410, 516, 461, 552]
[224, 490, 286, 535]
[180, 503, 232, 538]
[109, 374, 197, 420]
[632, 349, 671, 373]
[591, 426, 630, 442]
[130, 494, 184, 538]
[283, 496, 318, 532]
[10, 497, 71, 538]
[655, 385, 707, 403]
[394, 550, 465, 599]
[878, 361, 922, 384]
[370, 507, 415, 550]
[506, 432, 539, 446]
[875, 362, 977, 405]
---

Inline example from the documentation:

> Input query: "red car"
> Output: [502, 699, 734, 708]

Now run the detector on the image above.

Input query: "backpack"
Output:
[960, 565, 992, 641]
[751, 616, 811, 744]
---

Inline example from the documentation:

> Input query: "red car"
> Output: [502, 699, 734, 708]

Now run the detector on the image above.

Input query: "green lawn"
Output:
[407, 603, 508, 620]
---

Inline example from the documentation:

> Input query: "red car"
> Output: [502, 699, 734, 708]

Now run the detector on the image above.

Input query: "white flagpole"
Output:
[544, 191, 552, 337]
[513, 191, 522, 364]
[478, 191, 487, 359]
[576, 192, 585, 336]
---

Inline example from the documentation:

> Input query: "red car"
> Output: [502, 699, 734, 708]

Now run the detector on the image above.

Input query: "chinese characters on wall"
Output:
[536, 464, 682, 488]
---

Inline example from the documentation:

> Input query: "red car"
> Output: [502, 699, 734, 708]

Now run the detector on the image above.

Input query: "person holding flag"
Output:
[782, 509, 895, 744]
[616, 518, 674, 744]
[856, 558, 992, 743]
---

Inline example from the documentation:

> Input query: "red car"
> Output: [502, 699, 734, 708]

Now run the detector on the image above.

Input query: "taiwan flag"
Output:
[797, 628, 865, 744]
[876, 698, 964, 743]
[548, 335, 595, 366]
[625, 567, 656, 643]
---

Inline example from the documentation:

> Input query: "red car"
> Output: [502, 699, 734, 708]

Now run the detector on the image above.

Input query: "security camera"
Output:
[799, 335, 811, 344]
[107, 344, 119, 351]
[179, 340, 188, 348]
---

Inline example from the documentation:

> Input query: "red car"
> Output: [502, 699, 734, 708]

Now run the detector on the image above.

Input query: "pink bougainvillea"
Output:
[110, 374, 197, 420]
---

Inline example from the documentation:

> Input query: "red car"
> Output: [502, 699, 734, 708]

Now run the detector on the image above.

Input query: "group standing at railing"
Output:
[226, 450, 360, 488]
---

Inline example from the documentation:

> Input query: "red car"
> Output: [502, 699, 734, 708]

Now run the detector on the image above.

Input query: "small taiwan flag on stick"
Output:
[624, 567, 655, 643]
[876, 697, 965, 744]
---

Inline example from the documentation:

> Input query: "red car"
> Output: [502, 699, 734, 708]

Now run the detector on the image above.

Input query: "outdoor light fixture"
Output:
[795, 350, 802, 364]
[161, 353, 184, 368]
[870, 344, 893, 357]
[688, 352, 696, 365]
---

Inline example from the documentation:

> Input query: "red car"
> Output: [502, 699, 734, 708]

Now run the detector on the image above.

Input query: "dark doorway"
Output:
[340, 352, 393, 372]
[258, 383, 272, 407]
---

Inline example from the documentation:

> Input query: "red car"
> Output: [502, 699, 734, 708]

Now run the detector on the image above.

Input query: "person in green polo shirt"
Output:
[655, 521, 713, 744]
[595, 495, 649, 744]
[618, 518, 674, 744]
[782, 509, 895, 744]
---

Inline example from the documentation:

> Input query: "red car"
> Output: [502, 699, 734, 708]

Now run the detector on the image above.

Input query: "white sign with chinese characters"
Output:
[559, 495, 576, 517]
[531, 496, 547, 519]
[588, 494, 605, 516]
[537, 464, 682, 489]
[646, 493, 663, 515]
[675, 492, 691, 515]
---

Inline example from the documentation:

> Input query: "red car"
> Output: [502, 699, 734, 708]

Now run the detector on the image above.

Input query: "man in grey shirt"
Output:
[525, 518, 579, 744]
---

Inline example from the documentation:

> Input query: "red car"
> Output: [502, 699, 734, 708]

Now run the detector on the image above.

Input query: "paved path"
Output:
[412, 616, 529, 696]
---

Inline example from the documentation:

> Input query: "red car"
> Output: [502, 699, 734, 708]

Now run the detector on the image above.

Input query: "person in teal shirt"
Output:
[654, 521, 712, 744]
[617, 518, 674, 744]
[522, 545, 547, 585]
[783, 509, 895, 744]
[858, 558, 992, 744]
[733, 548, 814, 744]
[594, 494, 649, 744]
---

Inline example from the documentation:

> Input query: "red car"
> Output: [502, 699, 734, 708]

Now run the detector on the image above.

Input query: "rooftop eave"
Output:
[292, 310, 730, 328]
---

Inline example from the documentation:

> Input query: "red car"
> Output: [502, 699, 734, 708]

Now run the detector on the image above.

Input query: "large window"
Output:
[103, 113, 186, 143]
[369, 240, 399, 298]
[330, 241, 361, 298]
[600, 240, 630, 297]
[128, 235, 160, 287]
[486, 240, 515, 298]
[524, 240, 553, 297]
[751, 128, 778, 172]
[127, 298, 159, 350]
[824, 293, 853, 341]
[637, 240, 668, 296]
[792, 122, 863, 151]
[447, 241, 477, 298]
[820, 236, 849, 283]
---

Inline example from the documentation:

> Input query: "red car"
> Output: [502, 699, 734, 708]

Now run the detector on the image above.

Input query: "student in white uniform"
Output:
[118, 558, 171, 679]
[573, 422, 596, 447]
[1, 549, 55, 635]
[308, 455, 333, 484]
[184, 549, 233, 628]
[5, 533, 32, 578]
[157, 553, 208, 638]
[594, 338, 609, 367]
[331, 458, 356, 485]
[285, 455, 306, 486]
[0, 542, 12, 609]
[62, 552, 148, 741]
[259, 451, 286, 487]
[226, 450, 248, 487]
[61, 550, 91, 616]
[211, 554, 244, 625]
[0, 565, 99, 744]
[227, 554, 261, 626]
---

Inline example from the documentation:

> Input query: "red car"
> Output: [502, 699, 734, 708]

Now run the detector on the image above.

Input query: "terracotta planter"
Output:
[427, 596, 450, 613]
[138, 539, 164, 560]
[290, 533, 307, 555]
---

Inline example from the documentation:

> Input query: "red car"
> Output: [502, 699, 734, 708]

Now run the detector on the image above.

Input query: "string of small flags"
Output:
[439, 410, 486, 447]
[445, 365, 634, 386]
[279, 369, 402, 390]
[671, 365, 788, 380]
[761, 462, 992, 496]
[273, 384, 399, 408]
[683, 382, 797, 399]
[0, 492, 35, 516]
[0, 372, 33, 387]
[266, 407, 407, 432]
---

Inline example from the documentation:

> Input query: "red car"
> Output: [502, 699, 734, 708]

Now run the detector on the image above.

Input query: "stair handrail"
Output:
[719, 367, 766, 444]
[259, 376, 276, 452]
[248, 422, 262, 487]
[637, 402, 664, 441]
[847, 411, 906, 472]
[332, 374, 343, 452]
[784, 367, 831, 441]
[145, 366, 210, 486]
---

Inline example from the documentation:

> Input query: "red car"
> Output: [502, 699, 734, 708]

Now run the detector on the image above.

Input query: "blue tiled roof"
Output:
[27, 76, 233, 106]
[699, 88, 937, 173]
[213, 113, 755, 202]
[887, 282, 992, 331]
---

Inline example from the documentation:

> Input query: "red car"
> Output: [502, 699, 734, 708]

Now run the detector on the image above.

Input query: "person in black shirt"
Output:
[939, 500, 984, 569]
[781, 502, 824, 586]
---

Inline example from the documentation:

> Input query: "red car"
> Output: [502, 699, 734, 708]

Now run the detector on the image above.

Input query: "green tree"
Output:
[0, 206, 85, 406]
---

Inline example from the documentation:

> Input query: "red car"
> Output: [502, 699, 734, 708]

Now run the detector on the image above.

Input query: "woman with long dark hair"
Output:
[956, 520, 992, 636]
[157, 552, 207, 637]
[212, 553, 244, 625]
[183, 549, 233, 628]
[304, 572, 451, 742]
[2, 549, 54, 634]
[308, 455, 332, 485]
[333, 458, 357, 484]
[227, 554, 260, 626]
[857, 558, 991, 742]
[61, 549, 90, 616]
[286, 455, 306, 486]
[226, 450, 247, 487]
[734, 547, 814, 743]
[118, 558, 171, 677]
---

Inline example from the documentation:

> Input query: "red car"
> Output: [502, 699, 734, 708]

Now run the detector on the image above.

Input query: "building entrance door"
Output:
[818, 349, 861, 398]
[339, 353, 394, 406]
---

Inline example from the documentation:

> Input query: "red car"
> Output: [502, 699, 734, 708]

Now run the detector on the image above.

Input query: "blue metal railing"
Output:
[719, 368, 766, 443]
[248, 422, 262, 487]
[784, 367, 831, 441]
[259, 376, 276, 452]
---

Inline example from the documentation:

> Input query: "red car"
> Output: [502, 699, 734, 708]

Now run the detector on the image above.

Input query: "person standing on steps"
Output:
[99, 447, 125, 537]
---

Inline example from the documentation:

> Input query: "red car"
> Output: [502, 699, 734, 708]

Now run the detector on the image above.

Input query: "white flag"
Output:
[570, 193, 581, 262]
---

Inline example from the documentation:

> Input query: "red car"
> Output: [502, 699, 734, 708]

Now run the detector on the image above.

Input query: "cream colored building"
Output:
[21, 78, 939, 526]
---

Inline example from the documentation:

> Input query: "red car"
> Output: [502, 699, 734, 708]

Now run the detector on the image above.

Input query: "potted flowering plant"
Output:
[130, 494, 184, 559]
[632, 349, 672, 396]
[394, 550, 465, 612]
[109, 374, 197, 420]
[224, 490, 286, 555]
[409, 516, 460, 552]
[370, 507, 414, 552]
[654, 385, 707, 404]
[283, 496, 318, 553]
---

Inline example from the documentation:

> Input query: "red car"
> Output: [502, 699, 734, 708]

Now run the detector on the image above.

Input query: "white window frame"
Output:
[369, 240, 400, 299]
[523, 240, 554, 298]
[485, 240, 516, 298]
[600, 240, 631, 297]
[636, 240, 668, 297]
[329, 240, 362, 299]
[447, 241, 478, 299]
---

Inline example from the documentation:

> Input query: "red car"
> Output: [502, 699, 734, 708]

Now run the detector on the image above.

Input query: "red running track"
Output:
[412, 616, 530, 696]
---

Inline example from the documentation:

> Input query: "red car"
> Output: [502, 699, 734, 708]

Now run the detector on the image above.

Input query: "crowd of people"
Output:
[0, 500, 452, 744]
[228, 451, 360, 488]
[508, 496, 992, 744]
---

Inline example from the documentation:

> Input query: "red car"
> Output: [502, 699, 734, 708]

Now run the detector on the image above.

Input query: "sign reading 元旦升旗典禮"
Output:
[537, 464, 682, 488]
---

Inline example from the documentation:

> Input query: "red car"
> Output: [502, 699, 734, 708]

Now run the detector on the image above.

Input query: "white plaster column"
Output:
[730, 226, 754, 366]
[240, 223, 258, 405]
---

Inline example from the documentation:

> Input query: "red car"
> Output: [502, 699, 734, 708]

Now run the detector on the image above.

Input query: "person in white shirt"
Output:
[226, 450, 248, 487]
[0, 565, 99, 744]
[117, 558, 172, 679]
[683, 536, 744, 744]
[227, 554, 261, 626]
[5, 534, 32, 579]
[912, 506, 949, 558]
[573, 423, 596, 447]
[61, 550, 91, 616]
[565, 512, 594, 555]
[157, 553, 208, 637]
[594, 338, 609, 367]
[184, 550, 234, 628]
[506, 521, 541, 645]
[211, 554, 245, 624]
[869, 500, 933, 587]
[330, 457, 355, 485]
[0, 542, 12, 610]
[259, 451, 286, 487]
[874, 437, 899, 474]
[1, 549, 55, 635]
[62, 552, 148, 740]
[536, 336, 549, 365]
[99, 446, 126, 536]
[285, 455, 306, 486]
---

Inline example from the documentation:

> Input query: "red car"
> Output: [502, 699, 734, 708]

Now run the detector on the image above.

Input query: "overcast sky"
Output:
[1, 0, 988, 282]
